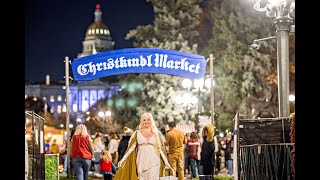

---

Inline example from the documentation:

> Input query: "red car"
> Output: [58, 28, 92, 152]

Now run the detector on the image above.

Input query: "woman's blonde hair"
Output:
[74, 124, 89, 137]
[102, 149, 112, 162]
[139, 112, 163, 150]
[139, 112, 158, 134]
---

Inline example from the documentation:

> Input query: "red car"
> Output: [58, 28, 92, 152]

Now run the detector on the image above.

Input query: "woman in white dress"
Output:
[114, 112, 172, 180]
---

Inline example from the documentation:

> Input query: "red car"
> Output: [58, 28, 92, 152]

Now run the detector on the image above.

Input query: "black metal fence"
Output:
[239, 143, 294, 180]
[235, 117, 295, 180]
[25, 111, 45, 180]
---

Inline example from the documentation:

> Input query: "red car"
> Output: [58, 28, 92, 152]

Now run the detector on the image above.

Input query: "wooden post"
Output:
[65, 56, 72, 177]
[233, 112, 239, 180]
[209, 54, 215, 126]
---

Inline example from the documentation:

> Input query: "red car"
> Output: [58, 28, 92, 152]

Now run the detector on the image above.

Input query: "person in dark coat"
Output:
[117, 127, 133, 162]
[200, 124, 216, 179]
[222, 134, 234, 176]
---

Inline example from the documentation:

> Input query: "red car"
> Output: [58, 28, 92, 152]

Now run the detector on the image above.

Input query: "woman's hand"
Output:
[117, 160, 123, 167]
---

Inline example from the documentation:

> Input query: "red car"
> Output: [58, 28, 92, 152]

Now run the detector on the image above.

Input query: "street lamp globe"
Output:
[98, 111, 105, 118]
[190, 95, 199, 105]
[175, 96, 183, 105]
[289, 94, 295, 102]
[182, 78, 192, 89]
[205, 78, 215, 88]
[105, 110, 111, 117]
[193, 78, 204, 89]
[182, 92, 192, 103]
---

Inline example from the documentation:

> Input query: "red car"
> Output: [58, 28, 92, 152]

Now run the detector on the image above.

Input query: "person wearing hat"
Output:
[200, 124, 216, 179]
[117, 127, 133, 162]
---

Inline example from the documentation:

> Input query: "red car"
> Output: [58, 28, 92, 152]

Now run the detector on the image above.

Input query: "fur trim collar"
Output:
[201, 124, 215, 142]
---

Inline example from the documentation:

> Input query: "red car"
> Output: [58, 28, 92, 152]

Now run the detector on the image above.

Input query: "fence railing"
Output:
[233, 112, 295, 180]
[239, 143, 294, 180]
[26, 111, 45, 180]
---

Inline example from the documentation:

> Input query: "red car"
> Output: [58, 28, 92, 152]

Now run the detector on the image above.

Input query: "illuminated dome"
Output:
[78, 4, 114, 58]
[85, 4, 112, 41]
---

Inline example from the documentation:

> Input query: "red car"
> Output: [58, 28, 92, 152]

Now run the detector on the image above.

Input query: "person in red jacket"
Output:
[92, 149, 117, 180]
[71, 124, 94, 180]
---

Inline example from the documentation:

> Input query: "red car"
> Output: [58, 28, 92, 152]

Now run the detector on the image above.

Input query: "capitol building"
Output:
[25, 4, 120, 124]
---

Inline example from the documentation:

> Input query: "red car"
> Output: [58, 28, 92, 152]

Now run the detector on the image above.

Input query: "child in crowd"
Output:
[92, 149, 117, 180]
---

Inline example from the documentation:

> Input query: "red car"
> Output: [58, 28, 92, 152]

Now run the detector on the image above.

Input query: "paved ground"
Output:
[86, 169, 229, 180]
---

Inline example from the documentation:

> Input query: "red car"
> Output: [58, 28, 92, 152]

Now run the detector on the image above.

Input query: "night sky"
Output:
[25, 0, 154, 82]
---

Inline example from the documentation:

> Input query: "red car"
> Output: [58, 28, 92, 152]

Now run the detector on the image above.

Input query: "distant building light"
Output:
[62, 104, 66, 112]
[50, 95, 55, 102]
[57, 105, 62, 114]
[73, 104, 78, 112]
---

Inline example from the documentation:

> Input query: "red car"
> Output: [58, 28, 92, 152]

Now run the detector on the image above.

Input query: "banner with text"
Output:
[71, 48, 207, 82]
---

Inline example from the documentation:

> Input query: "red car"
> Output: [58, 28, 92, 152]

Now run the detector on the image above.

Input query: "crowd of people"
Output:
[47, 112, 234, 180]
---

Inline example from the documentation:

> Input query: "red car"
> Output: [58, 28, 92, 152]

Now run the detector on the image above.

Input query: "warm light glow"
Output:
[219, 132, 224, 137]
[289, 94, 295, 102]
[60, 124, 64, 128]
[69, 124, 74, 128]
[205, 78, 215, 88]
[26, 134, 30, 140]
[182, 79, 192, 89]
[62, 104, 67, 112]
[72, 104, 78, 112]
[47, 133, 52, 138]
[175, 96, 183, 105]
[98, 111, 104, 117]
[57, 105, 62, 114]
[182, 92, 192, 101]
[26, 118, 30, 124]
[193, 78, 204, 89]
[190, 96, 198, 104]
[105, 111, 111, 117]
[96, 3, 100, 9]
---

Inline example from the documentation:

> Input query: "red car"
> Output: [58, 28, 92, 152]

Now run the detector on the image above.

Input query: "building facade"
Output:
[25, 4, 120, 124]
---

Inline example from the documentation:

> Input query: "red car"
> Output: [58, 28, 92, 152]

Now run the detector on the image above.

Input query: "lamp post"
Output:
[253, 0, 295, 117]
[181, 77, 215, 113]
[175, 92, 198, 124]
